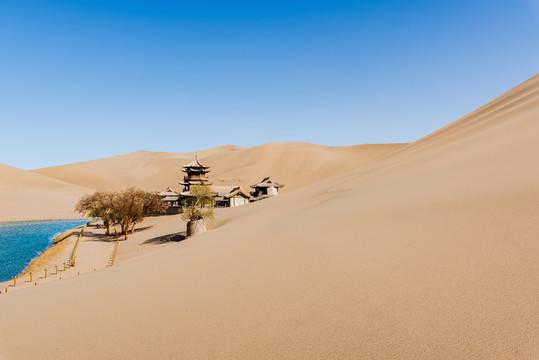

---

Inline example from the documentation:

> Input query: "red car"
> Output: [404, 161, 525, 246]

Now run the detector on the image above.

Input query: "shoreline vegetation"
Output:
[17, 222, 90, 278]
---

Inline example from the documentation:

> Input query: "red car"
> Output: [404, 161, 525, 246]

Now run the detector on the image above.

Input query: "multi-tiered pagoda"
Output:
[179, 156, 211, 193]
[160, 156, 281, 208]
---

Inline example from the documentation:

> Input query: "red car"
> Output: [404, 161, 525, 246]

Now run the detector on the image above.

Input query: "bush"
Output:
[181, 184, 215, 222]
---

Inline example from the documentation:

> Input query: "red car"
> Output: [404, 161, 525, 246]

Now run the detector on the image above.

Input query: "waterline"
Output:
[0, 219, 89, 282]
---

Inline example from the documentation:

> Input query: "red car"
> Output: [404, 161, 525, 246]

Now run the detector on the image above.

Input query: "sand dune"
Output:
[1, 74, 538, 359]
[31, 143, 406, 192]
[0, 163, 91, 220]
[30, 145, 243, 192]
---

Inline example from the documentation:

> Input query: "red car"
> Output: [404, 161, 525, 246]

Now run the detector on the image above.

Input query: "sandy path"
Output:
[71, 223, 116, 271]
[0, 228, 84, 292]
[0, 215, 187, 294]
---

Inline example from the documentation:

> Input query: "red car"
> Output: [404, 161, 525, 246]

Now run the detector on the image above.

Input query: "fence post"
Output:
[55, 265, 58, 275]
[13, 277, 16, 287]
[63, 262, 66, 271]
[45, 269, 48, 279]
[30, 273, 33, 282]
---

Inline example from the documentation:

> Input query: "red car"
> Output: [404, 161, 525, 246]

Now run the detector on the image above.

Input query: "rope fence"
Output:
[108, 228, 120, 267]
[70, 223, 88, 267]
[1, 222, 125, 296]
[1, 222, 90, 295]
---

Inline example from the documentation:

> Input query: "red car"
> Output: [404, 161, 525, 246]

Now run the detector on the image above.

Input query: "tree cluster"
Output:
[75, 187, 168, 240]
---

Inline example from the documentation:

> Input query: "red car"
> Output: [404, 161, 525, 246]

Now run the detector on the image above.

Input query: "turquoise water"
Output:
[0, 219, 89, 282]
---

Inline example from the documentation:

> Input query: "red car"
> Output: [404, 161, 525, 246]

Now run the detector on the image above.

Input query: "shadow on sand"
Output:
[84, 226, 154, 242]
[143, 232, 186, 245]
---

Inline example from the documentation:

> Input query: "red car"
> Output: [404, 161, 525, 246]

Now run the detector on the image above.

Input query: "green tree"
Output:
[75, 191, 115, 235]
[181, 184, 215, 222]
[76, 188, 168, 240]
[181, 184, 215, 237]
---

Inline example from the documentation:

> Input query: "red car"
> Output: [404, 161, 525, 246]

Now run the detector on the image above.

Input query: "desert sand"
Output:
[0, 163, 92, 221]
[31, 143, 406, 192]
[0, 74, 538, 359]
[1, 142, 405, 220]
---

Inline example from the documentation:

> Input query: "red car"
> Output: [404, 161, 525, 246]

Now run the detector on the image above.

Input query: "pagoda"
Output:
[180, 156, 211, 193]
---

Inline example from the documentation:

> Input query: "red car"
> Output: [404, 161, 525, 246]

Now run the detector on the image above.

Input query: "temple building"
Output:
[160, 157, 282, 209]
[158, 187, 181, 214]
[250, 177, 284, 202]
[214, 186, 252, 208]
[175, 156, 252, 208]
[180, 156, 211, 193]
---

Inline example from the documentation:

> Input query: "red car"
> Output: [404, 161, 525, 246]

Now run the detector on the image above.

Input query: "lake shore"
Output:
[0, 216, 87, 223]
[18, 225, 84, 277]
[0, 222, 88, 289]
[0, 214, 187, 292]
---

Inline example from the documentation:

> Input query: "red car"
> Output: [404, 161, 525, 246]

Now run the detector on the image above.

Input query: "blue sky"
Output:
[1, 0, 538, 169]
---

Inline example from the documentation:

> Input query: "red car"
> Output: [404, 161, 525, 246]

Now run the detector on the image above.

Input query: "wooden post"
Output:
[55, 265, 58, 275]
[13, 277, 16, 287]
[63, 263, 66, 271]
[30, 273, 33, 282]
[45, 269, 48, 279]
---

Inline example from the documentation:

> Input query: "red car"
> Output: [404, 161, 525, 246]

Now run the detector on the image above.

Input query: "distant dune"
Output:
[2, 143, 404, 220]
[1, 74, 537, 359]
[31, 143, 406, 193]
[0, 163, 92, 220]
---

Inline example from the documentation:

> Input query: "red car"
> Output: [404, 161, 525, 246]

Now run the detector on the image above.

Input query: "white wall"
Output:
[231, 197, 248, 207]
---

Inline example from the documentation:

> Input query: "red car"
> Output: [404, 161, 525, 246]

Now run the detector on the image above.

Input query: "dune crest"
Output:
[0, 163, 92, 220]
[31, 142, 406, 192]
[1, 74, 538, 359]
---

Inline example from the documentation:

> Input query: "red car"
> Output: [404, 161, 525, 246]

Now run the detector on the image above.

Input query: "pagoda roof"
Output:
[179, 180, 212, 186]
[182, 156, 209, 169]
[158, 187, 179, 196]
[223, 186, 252, 199]
[250, 177, 283, 188]
[162, 195, 180, 201]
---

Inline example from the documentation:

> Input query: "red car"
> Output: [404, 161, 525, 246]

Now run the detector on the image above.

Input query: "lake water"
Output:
[0, 219, 89, 282]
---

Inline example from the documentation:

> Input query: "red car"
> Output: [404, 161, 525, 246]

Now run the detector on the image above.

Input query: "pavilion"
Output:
[249, 177, 284, 202]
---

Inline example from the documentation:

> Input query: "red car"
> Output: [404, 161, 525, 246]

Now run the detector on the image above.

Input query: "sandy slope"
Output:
[1, 74, 538, 359]
[3, 143, 403, 219]
[0, 163, 92, 220]
[31, 143, 406, 192]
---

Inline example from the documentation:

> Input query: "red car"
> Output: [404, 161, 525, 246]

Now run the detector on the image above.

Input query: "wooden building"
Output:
[161, 157, 283, 209]
[158, 187, 181, 214]
[214, 186, 252, 208]
[180, 156, 211, 193]
[250, 177, 284, 202]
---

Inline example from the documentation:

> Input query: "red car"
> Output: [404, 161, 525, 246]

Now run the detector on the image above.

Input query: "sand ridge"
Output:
[31, 142, 407, 192]
[0, 163, 92, 220]
[2, 143, 404, 220]
[0, 74, 538, 359]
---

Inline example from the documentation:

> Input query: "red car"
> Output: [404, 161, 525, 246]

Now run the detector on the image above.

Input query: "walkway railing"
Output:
[70, 223, 88, 267]
[108, 228, 120, 267]
[1, 222, 115, 295]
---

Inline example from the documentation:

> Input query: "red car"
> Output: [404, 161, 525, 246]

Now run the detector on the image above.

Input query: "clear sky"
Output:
[1, 0, 538, 170]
